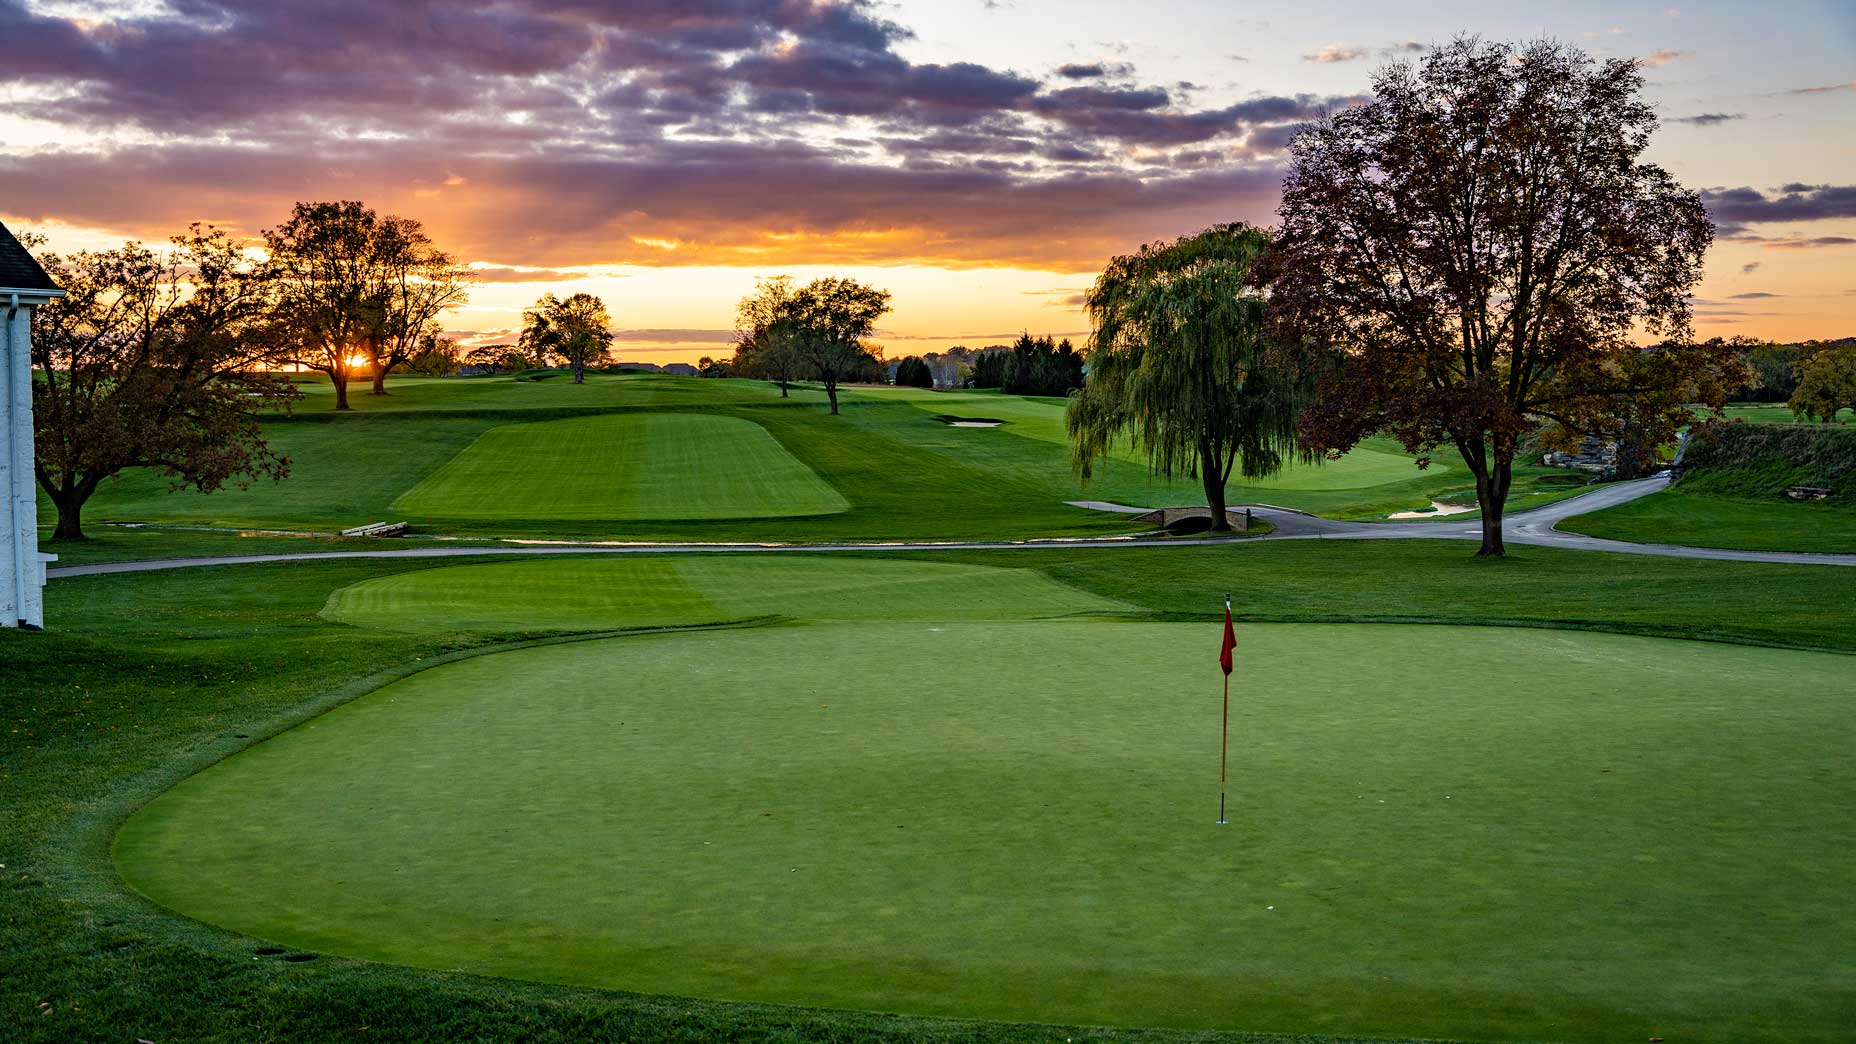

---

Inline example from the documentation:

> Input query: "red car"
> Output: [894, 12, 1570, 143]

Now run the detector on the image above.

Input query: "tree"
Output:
[1272, 37, 1726, 556]
[520, 292, 613, 383]
[1741, 341, 1807, 402]
[787, 278, 891, 414]
[462, 343, 530, 374]
[731, 276, 809, 396]
[406, 332, 462, 376]
[894, 356, 934, 387]
[695, 355, 733, 378]
[28, 226, 297, 539]
[1790, 343, 1856, 423]
[263, 201, 468, 408]
[1066, 223, 1312, 532]
[998, 333, 1086, 396]
[970, 346, 1012, 389]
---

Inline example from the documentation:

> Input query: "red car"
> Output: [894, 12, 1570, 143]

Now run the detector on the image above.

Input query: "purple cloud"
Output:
[1704, 184, 1856, 226]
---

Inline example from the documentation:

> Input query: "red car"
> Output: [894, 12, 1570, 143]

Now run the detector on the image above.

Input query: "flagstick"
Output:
[1218, 669, 1229, 825]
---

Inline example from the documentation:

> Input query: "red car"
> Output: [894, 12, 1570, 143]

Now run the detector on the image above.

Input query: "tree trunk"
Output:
[1475, 458, 1512, 557]
[48, 485, 87, 540]
[778, 378, 789, 398]
[332, 371, 351, 410]
[825, 379, 840, 415]
[573, 360, 585, 384]
[1202, 469, 1232, 527]
[1614, 430, 1647, 480]
[1201, 444, 1231, 532]
[370, 365, 387, 395]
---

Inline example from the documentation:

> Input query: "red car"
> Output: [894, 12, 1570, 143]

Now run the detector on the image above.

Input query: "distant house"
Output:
[661, 363, 699, 376]
[616, 362, 663, 373]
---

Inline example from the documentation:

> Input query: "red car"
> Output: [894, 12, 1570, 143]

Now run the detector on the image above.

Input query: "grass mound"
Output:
[116, 619, 1856, 1044]
[1559, 423, 1856, 553]
[1559, 489, 1856, 554]
[1681, 422, 1856, 502]
[392, 413, 849, 520]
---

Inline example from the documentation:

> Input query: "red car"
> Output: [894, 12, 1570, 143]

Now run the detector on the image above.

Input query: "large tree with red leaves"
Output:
[30, 226, 298, 540]
[1271, 37, 1736, 556]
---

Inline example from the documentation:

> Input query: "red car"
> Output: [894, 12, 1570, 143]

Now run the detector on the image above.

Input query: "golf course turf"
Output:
[116, 612, 1856, 1044]
[15, 372, 1856, 1044]
[324, 556, 1133, 631]
[49, 372, 1586, 541]
[392, 413, 849, 521]
[10, 542, 1856, 1044]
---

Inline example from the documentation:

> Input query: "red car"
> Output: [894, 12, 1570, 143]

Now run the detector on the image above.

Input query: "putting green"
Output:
[116, 619, 1855, 1044]
[324, 556, 1136, 632]
[392, 413, 848, 520]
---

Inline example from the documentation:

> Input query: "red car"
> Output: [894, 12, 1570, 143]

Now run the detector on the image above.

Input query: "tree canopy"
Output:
[733, 276, 890, 413]
[1790, 343, 1856, 424]
[1066, 223, 1312, 531]
[1272, 37, 1733, 555]
[973, 334, 1085, 396]
[731, 276, 808, 397]
[893, 356, 934, 388]
[28, 226, 297, 539]
[262, 200, 469, 408]
[520, 292, 614, 384]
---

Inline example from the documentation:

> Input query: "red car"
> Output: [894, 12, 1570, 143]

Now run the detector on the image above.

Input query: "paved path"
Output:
[47, 474, 1856, 579]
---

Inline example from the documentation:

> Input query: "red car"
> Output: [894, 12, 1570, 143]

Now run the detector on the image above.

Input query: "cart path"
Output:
[46, 474, 1856, 578]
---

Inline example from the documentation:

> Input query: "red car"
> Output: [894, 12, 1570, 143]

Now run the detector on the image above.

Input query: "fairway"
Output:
[850, 386, 1436, 490]
[324, 556, 1135, 632]
[116, 616, 1856, 1044]
[392, 413, 848, 520]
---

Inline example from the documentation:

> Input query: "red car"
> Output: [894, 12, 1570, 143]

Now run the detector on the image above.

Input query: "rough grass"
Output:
[1553, 422, 1856, 553]
[1557, 488, 1856, 553]
[391, 413, 849, 520]
[1679, 422, 1856, 503]
[117, 619, 1856, 1044]
[9, 543, 1856, 1044]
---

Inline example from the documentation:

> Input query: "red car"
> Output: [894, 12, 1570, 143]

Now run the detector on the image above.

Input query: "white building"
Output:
[1, 222, 63, 629]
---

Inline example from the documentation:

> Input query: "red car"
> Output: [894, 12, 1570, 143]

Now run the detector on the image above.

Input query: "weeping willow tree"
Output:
[1066, 223, 1313, 531]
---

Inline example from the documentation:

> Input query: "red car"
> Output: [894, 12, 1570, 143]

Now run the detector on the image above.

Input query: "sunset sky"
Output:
[3, 0, 1852, 362]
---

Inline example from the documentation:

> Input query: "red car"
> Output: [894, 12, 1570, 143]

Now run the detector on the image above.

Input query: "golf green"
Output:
[391, 413, 849, 520]
[115, 618, 1856, 1044]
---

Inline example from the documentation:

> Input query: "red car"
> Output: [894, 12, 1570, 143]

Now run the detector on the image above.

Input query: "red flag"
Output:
[1219, 600, 1236, 676]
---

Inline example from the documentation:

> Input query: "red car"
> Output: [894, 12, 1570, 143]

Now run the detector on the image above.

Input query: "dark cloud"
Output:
[1741, 262, 1762, 274]
[1788, 80, 1856, 95]
[1728, 292, 1781, 299]
[1765, 236, 1856, 249]
[0, 0, 1340, 267]
[1673, 112, 1745, 126]
[465, 266, 596, 283]
[0, 137, 1289, 269]
[1704, 184, 1856, 225]
[611, 329, 737, 343]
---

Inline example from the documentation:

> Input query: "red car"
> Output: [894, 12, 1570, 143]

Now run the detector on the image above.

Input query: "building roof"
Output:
[0, 220, 61, 294]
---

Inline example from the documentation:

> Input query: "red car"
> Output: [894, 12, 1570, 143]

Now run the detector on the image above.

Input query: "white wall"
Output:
[3, 297, 52, 628]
